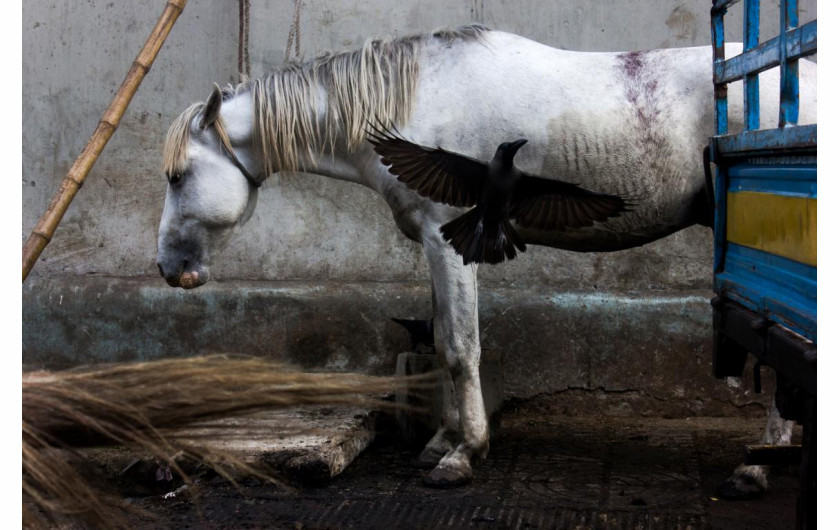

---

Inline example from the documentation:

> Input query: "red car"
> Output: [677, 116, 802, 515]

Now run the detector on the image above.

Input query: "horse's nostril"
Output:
[157, 263, 165, 278]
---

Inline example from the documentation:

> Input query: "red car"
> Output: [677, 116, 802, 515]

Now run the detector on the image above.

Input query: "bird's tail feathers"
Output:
[441, 209, 526, 265]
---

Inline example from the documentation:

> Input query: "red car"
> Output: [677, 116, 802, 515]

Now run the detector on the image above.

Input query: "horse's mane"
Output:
[163, 24, 489, 177]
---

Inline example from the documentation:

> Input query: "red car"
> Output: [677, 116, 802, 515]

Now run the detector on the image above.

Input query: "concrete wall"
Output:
[22, 1, 816, 414]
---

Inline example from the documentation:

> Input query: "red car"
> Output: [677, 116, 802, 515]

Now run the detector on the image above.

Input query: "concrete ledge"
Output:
[23, 276, 769, 416]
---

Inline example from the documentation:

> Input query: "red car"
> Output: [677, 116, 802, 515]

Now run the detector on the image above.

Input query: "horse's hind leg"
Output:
[718, 395, 794, 499]
[420, 232, 489, 488]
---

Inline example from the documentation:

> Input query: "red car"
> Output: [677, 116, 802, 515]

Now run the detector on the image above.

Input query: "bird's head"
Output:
[494, 139, 528, 167]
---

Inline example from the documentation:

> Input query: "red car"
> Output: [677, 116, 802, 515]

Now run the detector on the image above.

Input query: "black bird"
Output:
[391, 317, 435, 351]
[367, 125, 632, 265]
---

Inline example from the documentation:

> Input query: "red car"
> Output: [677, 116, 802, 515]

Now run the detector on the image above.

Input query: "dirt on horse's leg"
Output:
[718, 394, 794, 499]
[421, 238, 488, 488]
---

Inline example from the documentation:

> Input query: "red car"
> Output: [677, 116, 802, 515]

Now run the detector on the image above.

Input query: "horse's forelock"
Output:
[162, 102, 204, 177]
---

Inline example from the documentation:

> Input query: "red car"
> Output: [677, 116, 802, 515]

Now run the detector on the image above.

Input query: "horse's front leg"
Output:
[411, 284, 461, 469]
[718, 395, 795, 499]
[420, 229, 489, 487]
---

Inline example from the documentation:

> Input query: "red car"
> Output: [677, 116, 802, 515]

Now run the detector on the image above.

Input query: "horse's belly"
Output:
[516, 220, 693, 252]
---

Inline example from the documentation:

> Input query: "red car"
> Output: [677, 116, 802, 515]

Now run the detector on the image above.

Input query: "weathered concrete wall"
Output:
[22, 276, 769, 416]
[22, 1, 815, 412]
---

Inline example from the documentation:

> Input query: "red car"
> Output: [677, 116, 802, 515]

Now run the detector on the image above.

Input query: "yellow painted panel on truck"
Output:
[726, 191, 816, 266]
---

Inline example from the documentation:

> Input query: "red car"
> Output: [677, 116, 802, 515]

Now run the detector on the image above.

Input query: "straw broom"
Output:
[23, 355, 430, 529]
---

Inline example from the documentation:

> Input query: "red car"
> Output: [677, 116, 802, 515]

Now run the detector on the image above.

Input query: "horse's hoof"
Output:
[422, 465, 472, 488]
[716, 474, 765, 500]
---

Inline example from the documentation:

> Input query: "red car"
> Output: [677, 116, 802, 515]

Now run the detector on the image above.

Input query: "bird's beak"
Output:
[510, 139, 528, 153]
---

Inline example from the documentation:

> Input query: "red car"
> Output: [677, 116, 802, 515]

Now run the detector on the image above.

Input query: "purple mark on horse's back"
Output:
[615, 50, 663, 114]
[618, 50, 646, 79]
[613, 49, 673, 180]
[645, 79, 659, 100]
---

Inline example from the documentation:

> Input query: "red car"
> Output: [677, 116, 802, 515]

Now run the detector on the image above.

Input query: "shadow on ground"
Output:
[127, 412, 800, 529]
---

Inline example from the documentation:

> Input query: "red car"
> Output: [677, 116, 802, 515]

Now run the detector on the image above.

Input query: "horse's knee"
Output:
[443, 351, 488, 449]
[442, 346, 479, 380]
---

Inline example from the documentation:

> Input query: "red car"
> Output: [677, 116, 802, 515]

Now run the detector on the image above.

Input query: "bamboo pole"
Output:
[22, 0, 189, 282]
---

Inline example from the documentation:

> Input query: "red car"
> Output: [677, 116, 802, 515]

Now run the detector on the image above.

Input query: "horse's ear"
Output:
[199, 83, 223, 129]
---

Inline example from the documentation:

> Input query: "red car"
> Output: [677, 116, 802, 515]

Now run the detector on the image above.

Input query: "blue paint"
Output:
[729, 163, 816, 197]
[779, 0, 800, 127]
[711, 0, 740, 14]
[791, 20, 818, 57]
[709, 0, 817, 343]
[713, 165, 726, 274]
[714, 124, 816, 155]
[716, 21, 816, 86]
[743, 0, 760, 131]
[721, 243, 816, 299]
[712, 12, 727, 136]
[715, 244, 816, 341]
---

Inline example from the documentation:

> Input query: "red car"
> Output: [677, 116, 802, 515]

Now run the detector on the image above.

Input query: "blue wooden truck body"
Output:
[708, 2, 815, 528]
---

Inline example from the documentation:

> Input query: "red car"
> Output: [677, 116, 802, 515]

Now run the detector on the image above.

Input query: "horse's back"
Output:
[396, 31, 816, 251]
[409, 32, 715, 248]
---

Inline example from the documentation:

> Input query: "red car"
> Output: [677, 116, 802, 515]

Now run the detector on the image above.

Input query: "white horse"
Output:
[155, 25, 816, 490]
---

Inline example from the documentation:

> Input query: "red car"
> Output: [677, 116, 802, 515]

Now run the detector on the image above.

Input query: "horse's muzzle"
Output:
[177, 270, 206, 289]
[157, 258, 209, 290]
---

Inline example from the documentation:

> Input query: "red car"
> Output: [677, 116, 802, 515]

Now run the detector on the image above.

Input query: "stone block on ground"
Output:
[82, 406, 378, 494]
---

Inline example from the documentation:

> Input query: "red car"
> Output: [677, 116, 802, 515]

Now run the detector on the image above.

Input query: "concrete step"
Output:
[23, 275, 769, 416]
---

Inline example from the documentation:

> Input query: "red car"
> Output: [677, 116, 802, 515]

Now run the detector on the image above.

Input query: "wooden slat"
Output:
[711, 0, 742, 14]
[712, 12, 728, 136]
[715, 21, 817, 85]
[714, 124, 816, 155]
[779, 0, 800, 127]
[743, 0, 760, 132]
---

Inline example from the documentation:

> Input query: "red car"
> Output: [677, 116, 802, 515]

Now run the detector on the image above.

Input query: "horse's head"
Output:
[156, 85, 263, 289]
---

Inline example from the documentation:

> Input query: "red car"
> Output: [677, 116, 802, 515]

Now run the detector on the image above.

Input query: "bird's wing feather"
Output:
[511, 173, 631, 231]
[367, 124, 488, 207]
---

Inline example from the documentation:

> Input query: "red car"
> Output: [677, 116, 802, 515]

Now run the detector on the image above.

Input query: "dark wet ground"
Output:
[127, 413, 800, 529]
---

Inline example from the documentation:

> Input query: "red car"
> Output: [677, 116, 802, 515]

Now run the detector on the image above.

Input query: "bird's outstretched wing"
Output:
[367, 123, 489, 207]
[511, 174, 631, 231]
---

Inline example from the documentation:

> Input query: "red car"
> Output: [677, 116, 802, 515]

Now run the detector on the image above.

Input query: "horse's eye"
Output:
[168, 172, 183, 185]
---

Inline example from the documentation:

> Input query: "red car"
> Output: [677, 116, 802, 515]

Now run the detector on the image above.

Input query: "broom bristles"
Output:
[23, 355, 434, 529]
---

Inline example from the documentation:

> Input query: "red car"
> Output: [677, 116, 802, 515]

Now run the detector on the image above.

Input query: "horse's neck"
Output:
[220, 92, 257, 143]
[227, 86, 367, 186]
[299, 85, 369, 186]
[303, 150, 367, 185]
